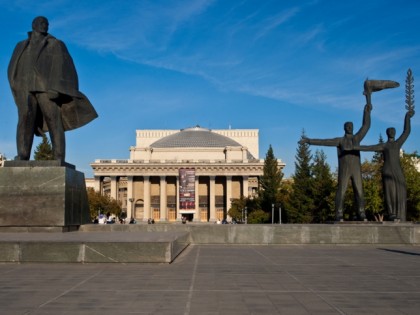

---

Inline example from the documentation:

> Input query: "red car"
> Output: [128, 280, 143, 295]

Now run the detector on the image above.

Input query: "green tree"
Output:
[228, 196, 263, 223]
[372, 134, 384, 164]
[247, 209, 270, 224]
[401, 152, 420, 221]
[287, 131, 313, 223]
[278, 179, 293, 223]
[259, 145, 283, 220]
[361, 159, 384, 220]
[228, 197, 247, 223]
[311, 150, 335, 222]
[87, 188, 122, 221]
[34, 134, 54, 160]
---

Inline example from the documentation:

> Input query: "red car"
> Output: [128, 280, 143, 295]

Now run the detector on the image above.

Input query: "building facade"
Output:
[90, 126, 285, 222]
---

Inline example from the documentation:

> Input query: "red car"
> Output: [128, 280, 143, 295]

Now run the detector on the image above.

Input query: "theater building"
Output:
[90, 126, 285, 222]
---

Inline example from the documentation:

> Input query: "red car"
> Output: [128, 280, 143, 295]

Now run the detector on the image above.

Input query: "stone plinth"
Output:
[0, 161, 89, 227]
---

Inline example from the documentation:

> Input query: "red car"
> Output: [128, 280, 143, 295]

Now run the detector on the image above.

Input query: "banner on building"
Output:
[179, 168, 195, 209]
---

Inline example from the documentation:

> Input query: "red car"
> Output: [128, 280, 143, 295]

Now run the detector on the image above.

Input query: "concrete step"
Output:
[0, 231, 189, 263]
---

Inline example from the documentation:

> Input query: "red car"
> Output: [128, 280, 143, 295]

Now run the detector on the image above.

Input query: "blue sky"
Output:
[0, 0, 419, 178]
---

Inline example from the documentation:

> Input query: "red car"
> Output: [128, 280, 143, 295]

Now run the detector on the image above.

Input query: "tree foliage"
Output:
[228, 197, 247, 222]
[34, 134, 54, 160]
[228, 196, 263, 223]
[259, 144, 283, 217]
[286, 131, 314, 223]
[247, 209, 270, 224]
[361, 158, 383, 220]
[311, 150, 335, 222]
[87, 188, 122, 221]
[401, 152, 420, 221]
[372, 134, 384, 164]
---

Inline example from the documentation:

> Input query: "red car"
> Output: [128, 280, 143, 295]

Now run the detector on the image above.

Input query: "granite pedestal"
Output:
[0, 161, 89, 228]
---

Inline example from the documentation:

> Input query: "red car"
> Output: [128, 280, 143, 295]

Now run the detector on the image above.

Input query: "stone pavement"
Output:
[1, 244, 420, 314]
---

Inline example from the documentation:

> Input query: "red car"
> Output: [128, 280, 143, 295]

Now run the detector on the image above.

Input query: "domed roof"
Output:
[150, 126, 242, 148]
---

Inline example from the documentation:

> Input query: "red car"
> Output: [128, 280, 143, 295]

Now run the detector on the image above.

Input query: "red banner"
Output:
[179, 168, 195, 209]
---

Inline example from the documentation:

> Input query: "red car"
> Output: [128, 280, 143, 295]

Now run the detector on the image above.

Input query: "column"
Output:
[127, 176, 134, 219]
[143, 176, 151, 221]
[226, 176, 232, 219]
[242, 147, 248, 161]
[242, 176, 249, 198]
[94, 176, 101, 192]
[110, 176, 118, 200]
[225, 147, 231, 162]
[195, 175, 200, 222]
[176, 176, 182, 220]
[160, 176, 167, 222]
[209, 176, 216, 222]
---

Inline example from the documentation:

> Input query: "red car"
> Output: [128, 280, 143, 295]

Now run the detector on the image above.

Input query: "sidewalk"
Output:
[1, 244, 420, 314]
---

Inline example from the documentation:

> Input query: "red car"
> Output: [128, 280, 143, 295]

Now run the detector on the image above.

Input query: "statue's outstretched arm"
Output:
[354, 143, 384, 152]
[302, 137, 341, 147]
[355, 104, 372, 141]
[396, 110, 414, 147]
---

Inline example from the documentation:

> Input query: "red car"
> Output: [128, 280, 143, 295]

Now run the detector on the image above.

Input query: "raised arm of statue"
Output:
[396, 110, 415, 147]
[354, 103, 372, 142]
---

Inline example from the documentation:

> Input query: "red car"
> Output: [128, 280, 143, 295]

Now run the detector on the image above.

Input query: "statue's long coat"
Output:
[8, 33, 98, 133]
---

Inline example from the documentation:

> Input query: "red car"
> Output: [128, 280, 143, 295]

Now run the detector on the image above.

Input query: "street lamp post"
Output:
[129, 198, 134, 222]
[245, 207, 247, 224]
[272, 204, 274, 224]
[279, 207, 282, 225]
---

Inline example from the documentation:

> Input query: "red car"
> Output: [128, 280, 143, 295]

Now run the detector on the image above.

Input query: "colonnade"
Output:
[94, 175, 251, 222]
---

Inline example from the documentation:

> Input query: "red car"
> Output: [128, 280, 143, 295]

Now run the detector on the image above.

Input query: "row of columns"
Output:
[95, 175, 249, 222]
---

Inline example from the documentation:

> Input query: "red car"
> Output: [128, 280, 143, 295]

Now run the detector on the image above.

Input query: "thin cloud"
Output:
[254, 7, 300, 40]
[334, 46, 420, 75]
[63, 0, 216, 54]
[292, 24, 325, 47]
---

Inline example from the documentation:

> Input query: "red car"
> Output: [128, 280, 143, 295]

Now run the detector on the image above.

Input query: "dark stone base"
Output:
[0, 162, 89, 227]
[4, 159, 75, 169]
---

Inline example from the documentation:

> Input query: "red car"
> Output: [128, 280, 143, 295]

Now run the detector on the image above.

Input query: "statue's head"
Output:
[32, 16, 49, 34]
[386, 127, 396, 139]
[344, 121, 353, 134]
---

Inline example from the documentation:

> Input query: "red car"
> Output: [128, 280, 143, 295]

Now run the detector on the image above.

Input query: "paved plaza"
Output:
[1, 244, 420, 314]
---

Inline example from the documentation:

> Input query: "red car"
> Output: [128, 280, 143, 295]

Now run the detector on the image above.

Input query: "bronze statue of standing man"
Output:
[300, 103, 372, 221]
[299, 79, 399, 221]
[8, 16, 97, 163]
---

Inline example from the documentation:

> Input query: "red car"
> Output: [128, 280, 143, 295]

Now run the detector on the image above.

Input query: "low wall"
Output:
[79, 223, 420, 245]
[0, 231, 190, 263]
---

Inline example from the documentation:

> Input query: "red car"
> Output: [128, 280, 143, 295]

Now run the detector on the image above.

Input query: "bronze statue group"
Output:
[6, 17, 415, 223]
[301, 76, 415, 222]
